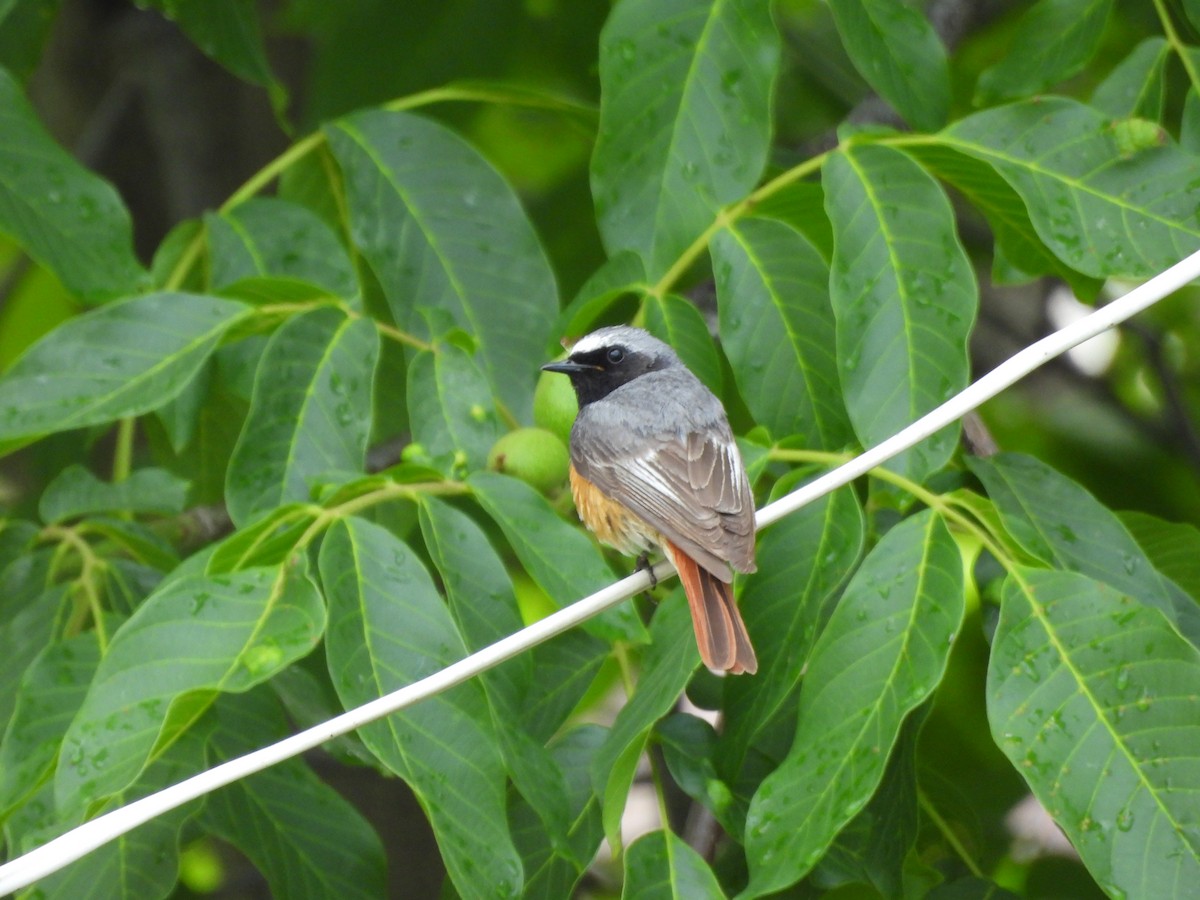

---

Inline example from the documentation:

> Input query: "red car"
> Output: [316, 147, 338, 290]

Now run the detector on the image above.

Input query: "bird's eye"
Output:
[606, 347, 625, 364]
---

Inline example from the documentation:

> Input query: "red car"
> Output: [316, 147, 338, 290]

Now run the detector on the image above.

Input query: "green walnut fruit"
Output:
[487, 427, 570, 495]
[533, 368, 578, 445]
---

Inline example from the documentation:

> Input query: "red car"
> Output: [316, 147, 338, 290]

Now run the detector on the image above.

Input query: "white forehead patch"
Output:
[570, 332, 616, 356]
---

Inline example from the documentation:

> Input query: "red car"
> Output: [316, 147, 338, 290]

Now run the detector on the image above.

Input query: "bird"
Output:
[542, 325, 758, 674]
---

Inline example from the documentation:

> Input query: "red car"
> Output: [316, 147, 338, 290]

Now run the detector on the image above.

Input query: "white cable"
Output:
[2, 247, 1199, 895]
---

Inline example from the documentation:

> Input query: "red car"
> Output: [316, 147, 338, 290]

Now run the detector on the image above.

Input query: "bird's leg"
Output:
[635, 552, 658, 589]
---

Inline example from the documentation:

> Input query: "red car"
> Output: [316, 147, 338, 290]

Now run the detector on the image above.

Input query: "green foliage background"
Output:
[1, 0, 1200, 897]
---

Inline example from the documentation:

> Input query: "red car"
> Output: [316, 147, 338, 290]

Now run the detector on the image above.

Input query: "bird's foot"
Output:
[635, 552, 658, 589]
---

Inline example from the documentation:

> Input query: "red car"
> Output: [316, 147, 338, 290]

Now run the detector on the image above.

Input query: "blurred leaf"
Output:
[225, 307, 379, 526]
[622, 829, 726, 899]
[510, 725, 606, 899]
[823, 144, 976, 481]
[744, 511, 965, 896]
[658, 714, 736, 831]
[989, 570, 1200, 894]
[39, 465, 189, 524]
[520, 630, 610, 743]
[102, 559, 164, 615]
[1120, 511, 1200, 604]
[927, 878, 1021, 899]
[0, 0, 60, 80]
[327, 109, 558, 421]
[0, 631, 99, 818]
[828, 0, 948, 131]
[207, 503, 318, 573]
[939, 98, 1200, 278]
[968, 453, 1200, 645]
[592, 0, 780, 278]
[205, 198, 358, 302]
[268, 655, 376, 768]
[719, 485, 864, 780]
[976, 0, 1113, 104]
[747, 182, 834, 261]
[406, 344, 501, 473]
[557, 250, 647, 338]
[0, 293, 248, 449]
[0, 67, 147, 300]
[713, 216, 852, 447]
[201, 689, 386, 899]
[643, 293, 723, 395]
[1090, 37, 1169, 120]
[319, 516, 521, 898]
[1183, 88, 1200, 155]
[468, 471, 649, 643]
[55, 562, 325, 811]
[591, 591, 697, 848]
[153, 357, 211, 453]
[0, 555, 67, 731]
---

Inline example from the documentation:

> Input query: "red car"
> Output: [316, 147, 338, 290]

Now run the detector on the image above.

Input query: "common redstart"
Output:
[542, 326, 758, 674]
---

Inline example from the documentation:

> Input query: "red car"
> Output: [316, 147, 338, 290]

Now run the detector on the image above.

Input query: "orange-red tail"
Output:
[665, 541, 757, 675]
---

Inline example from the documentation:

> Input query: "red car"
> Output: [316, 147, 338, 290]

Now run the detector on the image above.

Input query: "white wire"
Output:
[2, 248, 1199, 894]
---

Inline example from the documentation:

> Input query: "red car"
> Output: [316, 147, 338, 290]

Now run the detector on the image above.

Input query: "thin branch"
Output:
[2, 249, 1200, 893]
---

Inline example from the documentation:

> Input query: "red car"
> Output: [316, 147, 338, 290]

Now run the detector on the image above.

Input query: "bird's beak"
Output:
[541, 360, 596, 374]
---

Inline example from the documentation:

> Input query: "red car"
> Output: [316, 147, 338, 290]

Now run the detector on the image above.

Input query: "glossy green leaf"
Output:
[658, 714, 736, 832]
[968, 453, 1200, 645]
[591, 592, 697, 848]
[468, 471, 649, 643]
[0, 67, 147, 300]
[55, 562, 325, 810]
[406, 344, 501, 473]
[38, 465, 189, 524]
[557, 251, 647, 338]
[225, 306, 379, 526]
[976, 0, 1113, 103]
[744, 511, 964, 896]
[520, 630, 610, 743]
[327, 109, 558, 421]
[592, 0, 780, 278]
[201, 689, 386, 899]
[0, 292, 249, 447]
[0, 631, 99, 818]
[1121, 511, 1200, 605]
[823, 144, 976, 481]
[828, 0, 948, 131]
[319, 516, 522, 899]
[989, 570, 1200, 895]
[511, 725, 606, 899]
[205, 198, 358, 301]
[719, 485, 864, 779]
[1091, 38, 1169, 121]
[622, 829, 726, 899]
[419, 497, 572, 848]
[939, 98, 1200, 278]
[643, 293, 722, 395]
[748, 182, 833, 261]
[207, 503, 319, 573]
[713, 216, 852, 447]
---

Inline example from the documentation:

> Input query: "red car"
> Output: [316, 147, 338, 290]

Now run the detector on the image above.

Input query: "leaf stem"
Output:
[112, 417, 134, 486]
[1152, 0, 1200, 97]
[917, 787, 985, 879]
[42, 526, 109, 653]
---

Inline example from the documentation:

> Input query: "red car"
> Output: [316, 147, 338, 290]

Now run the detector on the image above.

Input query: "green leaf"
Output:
[557, 251, 647, 338]
[0, 67, 147, 300]
[592, 0, 780, 278]
[989, 570, 1200, 895]
[510, 725, 606, 899]
[468, 471, 649, 643]
[55, 562, 325, 810]
[319, 516, 522, 899]
[658, 714, 737, 832]
[712, 217, 852, 447]
[225, 306, 379, 526]
[406, 344, 502, 473]
[207, 503, 319, 573]
[743, 511, 965, 896]
[719, 485, 864, 779]
[904, 143, 1102, 297]
[823, 144, 976, 481]
[28, 731, 207, 900]
[1090, 38, 1169, 121]
[419, 497, 573, 850]
[967, 453, 1200, 646]
[939, 97, 1200, 279]
[38, 465, 189, 524]
[0, 292, 249, 447]
[205, 198, 358, 302]
[0, 555, 66, 731]
[0, 631, 99, 819]
[520, 630, 610, 743]
[643, 294, 722, 395]
[591, 592, 698, 848]
[976, 0, 1114, 104]
[143, 0, 285, 109]
[1184, 89, 1200, 156]
[827, 0, 948, 131]
[1120, 511, 1200, 605]
[622, 829, 726, 899]
[747, 181, 834, 261]
[201, 689, 386, 899]
[0, 0, 60, 81]
[326, 109, 558, 421]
